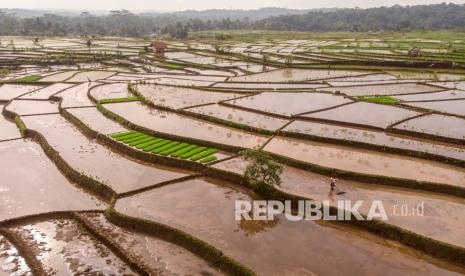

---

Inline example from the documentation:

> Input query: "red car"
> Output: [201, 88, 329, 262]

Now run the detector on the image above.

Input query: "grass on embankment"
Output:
[14, 75, 42, 82]
[359, 96, 400, 104]
[99, 96, 140, 104]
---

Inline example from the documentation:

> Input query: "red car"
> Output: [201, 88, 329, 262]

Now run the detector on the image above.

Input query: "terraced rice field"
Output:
[1, 36, 465, 275]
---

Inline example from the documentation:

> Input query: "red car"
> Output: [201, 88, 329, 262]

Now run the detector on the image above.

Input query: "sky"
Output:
[1, 0, 465, 11]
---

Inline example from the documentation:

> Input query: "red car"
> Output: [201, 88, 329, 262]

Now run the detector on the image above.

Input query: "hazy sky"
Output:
[2, 0, 465, 11]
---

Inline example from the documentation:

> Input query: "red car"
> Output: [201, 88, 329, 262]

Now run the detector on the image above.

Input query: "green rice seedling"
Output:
[135, 138, 164, 149]
[114, 132, 144, 141]
[170, 145, 199, 157]
[111, 131, 136, 139]
[122, 134, 150, 144]
[128, 136, 154, 146]
[99, 96, 139, 104]
[142, 140, 171, 152]
[15, 75, 42, 82]
[359, 96, 400, 104]
[190, 149, 219, 161]
[179, 147, 208, 159]
[200, 155, 218, 163]
[159, 143, 190, 156]
[151, 142, 180, 154]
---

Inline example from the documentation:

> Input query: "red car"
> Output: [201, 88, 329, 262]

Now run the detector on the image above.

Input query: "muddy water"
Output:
[39, 71, 78, 82]
[264, 136, 465, 187]
[0, 84, 44, 101]
[66, 71, 116, 82]
[19, 83, 74, 100]
[405, 99, 465, 117]
[115, 177, 464, 276]
[0, 234, 31, 275]
[55, 82, 97, 108]
[10, 219, 136, 275]
[329, 73, 398, 82]
[137, 84, 243, 109]
[89, 83, 133, 100]
[302, 101, 420, 129]
[283, 120, 465, 161]
[152, 78, 215, 87]
[80, 212, 223, 275]
[186, 103, 290, 131]
[213, 82, 327, 89]
[228, 92, 352, 117]
[229, 68, 369, 82]
[66, 107, 127, 135]
[6, 100, 58, 115]
[320, 83, 442, 96]
[213, 157, 465, 248]
[104, 101, 268, 149]
[22, 114, 192, 194]
[394, 114, 465, 141]
[0, 139, 103, 221]
[395, 90, 465, 102]
[0, 109, 20, 141]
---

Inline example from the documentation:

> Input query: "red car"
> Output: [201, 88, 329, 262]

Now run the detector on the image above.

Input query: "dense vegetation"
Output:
[1, 3, 464, 38]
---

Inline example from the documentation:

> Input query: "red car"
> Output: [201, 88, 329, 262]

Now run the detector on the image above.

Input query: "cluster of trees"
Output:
[1, 3, 465, 38]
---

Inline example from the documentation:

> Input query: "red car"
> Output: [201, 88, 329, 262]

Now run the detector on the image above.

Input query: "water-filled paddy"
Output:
[79, 212, 222, 275]
[393, 114, 465, 142]
[103, 101, 268, 149]
[22, 114, 192, 194]
[403, 99, 465, 116]
[320, 83, 442, 96]
[19, 83, 74, 100]
[9, 219, 137, 275]
[0, 234, 31, 275]
[227, 92, 352, 117]
[115, 177, 462, 275]
[264, 136, 465, 187]
[0, 84, 44, 101]
[301, 101, 420, 129]
[0, 108, 21, 141]
[283, 120, 465, 162]
[186, 103, 290, 131]
[89, 83, 133, 100]
[229, 68, 370, 82]
[0, 139, 103, 221]
[136, 84, 243, 109]
[6, 100, 58, 115]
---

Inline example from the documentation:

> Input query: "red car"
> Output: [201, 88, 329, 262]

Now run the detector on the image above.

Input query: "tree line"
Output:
[0, 3, 464, 38]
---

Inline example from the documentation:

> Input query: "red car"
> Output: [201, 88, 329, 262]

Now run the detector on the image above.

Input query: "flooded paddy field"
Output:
[115, 177, 465, 275]
[301, 101, 420, 129]
[283, 120, 465, 162]
[136, 84, 243, 109]
[21, 114, 193, 194]
[213, 157, 465, 248]
[186, 103, 290, 131]
[0, 139, 103, 221]
[2, 36, 465, 275]
[226, 92, 352, 117]
[264, 136, 465, 187]
[103, 101, 268, 149]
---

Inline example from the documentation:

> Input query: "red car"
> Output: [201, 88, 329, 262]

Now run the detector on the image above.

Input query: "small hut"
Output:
[152, 41, 167, 54]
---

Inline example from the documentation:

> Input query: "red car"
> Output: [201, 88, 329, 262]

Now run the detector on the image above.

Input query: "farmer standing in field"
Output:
[329, 178, 345, 195]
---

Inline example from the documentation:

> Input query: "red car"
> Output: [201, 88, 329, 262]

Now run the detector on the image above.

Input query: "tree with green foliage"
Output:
[241, 149, 283, 195]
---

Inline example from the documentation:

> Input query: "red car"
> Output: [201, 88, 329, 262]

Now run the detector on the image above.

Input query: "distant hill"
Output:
[140, 8, 336, 21]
